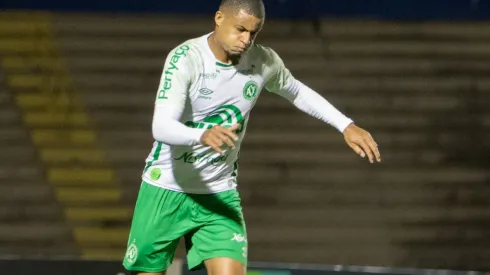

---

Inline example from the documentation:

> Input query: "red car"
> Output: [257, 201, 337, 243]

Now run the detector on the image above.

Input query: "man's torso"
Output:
[143, 33, 276, 194]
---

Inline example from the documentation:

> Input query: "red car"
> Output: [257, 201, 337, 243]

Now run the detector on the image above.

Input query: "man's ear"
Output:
[215, 10, 225, 27]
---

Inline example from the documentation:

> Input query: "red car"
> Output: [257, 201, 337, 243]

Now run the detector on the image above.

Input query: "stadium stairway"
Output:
[41, 13, 490, 270]
[0, 12, 130, 260]
[0, 13, 79, 258]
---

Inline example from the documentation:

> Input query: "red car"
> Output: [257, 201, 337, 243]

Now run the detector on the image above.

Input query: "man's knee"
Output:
[130, 272, 166, 275]
[204, 257, 246, 275]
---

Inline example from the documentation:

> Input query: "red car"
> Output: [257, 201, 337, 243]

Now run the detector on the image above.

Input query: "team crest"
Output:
[242, 80, 258, 100]
[125, 242, 138, 264]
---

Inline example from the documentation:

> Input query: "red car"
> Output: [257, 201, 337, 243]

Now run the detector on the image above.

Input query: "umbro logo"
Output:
[198, 88, 214, 100]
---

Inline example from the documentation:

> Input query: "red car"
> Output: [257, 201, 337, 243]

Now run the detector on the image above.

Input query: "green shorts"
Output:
[122, 181, 247, 273]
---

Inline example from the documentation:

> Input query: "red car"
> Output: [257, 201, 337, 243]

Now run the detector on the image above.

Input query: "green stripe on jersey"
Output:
[216, 61, 233, 67]
[144, 142, 163, 172]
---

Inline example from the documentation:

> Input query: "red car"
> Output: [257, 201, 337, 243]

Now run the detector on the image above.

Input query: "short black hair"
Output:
[219, 0, 265, 19]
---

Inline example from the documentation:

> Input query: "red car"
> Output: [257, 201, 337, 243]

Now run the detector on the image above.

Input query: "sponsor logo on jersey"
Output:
[199, 72, 218, 80]
[185, 105, 246, 134]
[198, 88, 214, 100]
[174, 151, 228, 164]
[243, 80, 259, 100]
[158, 44, 190, 100]
[150, 168, 161, 180]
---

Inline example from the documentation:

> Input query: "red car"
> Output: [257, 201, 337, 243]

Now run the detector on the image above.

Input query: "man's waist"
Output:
[142, 174, 237, 194]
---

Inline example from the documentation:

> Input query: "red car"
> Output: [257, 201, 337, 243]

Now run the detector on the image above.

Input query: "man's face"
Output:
[215, 9, 263, 58]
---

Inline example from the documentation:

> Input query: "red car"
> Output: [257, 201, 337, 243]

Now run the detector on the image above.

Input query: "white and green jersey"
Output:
[142, 33, 353, 194]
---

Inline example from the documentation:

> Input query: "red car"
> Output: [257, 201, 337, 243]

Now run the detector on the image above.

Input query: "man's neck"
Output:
[208, 33, 232, 65]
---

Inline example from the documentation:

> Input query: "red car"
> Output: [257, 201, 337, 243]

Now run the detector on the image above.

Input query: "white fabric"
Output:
[143, 32, 353, 193]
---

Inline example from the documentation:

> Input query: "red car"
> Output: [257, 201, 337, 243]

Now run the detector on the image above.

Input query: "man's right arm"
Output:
[152, 44, 239, 153]
[152, 44, 206, 146]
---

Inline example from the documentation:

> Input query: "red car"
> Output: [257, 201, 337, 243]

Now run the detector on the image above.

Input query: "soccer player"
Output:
[122, 0, 381, 274]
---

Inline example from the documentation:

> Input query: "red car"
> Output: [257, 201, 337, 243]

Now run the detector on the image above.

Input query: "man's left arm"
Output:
[264, 48, 381, 163]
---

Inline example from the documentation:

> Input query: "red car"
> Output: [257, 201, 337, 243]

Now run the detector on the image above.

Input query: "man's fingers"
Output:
[219, 126, 239, 141]
[208, 138, 223, 154]
[217, 132, 235, 149]
[229, 123, 241, 132]
[359, 140, 375, 163]
[349, 143, 366, 158]
[367, 138, 381, 162]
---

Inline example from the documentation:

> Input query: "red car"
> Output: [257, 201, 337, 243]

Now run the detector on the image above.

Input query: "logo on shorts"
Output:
[231, 233, 247, 243]
[242, 80, 258, 100]
[125, 242, 138, 264]
[242, 246, 248, 258]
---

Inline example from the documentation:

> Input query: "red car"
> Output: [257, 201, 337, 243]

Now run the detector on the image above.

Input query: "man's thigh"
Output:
[185, 189, 248, 271]
[123, 182, 195, 273]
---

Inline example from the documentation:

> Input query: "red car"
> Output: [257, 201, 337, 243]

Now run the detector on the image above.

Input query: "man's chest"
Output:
[188, 62, 266, 115]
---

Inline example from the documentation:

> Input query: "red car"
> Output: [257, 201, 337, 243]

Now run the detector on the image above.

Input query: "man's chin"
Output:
[227, 52, 243, 63]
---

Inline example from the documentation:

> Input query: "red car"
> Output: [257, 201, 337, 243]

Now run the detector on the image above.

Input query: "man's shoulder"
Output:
[247, 43, 280, 67]
[167, 34, 208, 59]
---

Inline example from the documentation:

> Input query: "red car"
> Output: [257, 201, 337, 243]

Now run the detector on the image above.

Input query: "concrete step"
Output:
[319, 20, 490, 40]
[240, 184, 490, 207]
[75, 73, 155, 90]
[284, 167, 489, 186]
[73, 227, 129, 246]
[0, 222, 72, 243]
[0, 245, 79, 259]
[65, 206, 132, 222]
[0, 145, 38, 164]
[328, 41, 490, 57]
[0, 108, 21, 126]
[0, 203, 61, 222]
[89, 112, 150, 130]
[247, 224, 490, 245]
[243, 206, 490, 227]
[0, 165, 44, 182]
[249, 243, 490, 268]
[0, 128, 29, 144]
[239, 147, 443, 166]
[0, 183, 54, 203]
[319, 59, 490, 77]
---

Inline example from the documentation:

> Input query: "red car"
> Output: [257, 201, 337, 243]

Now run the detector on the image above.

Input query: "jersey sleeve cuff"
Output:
[336, 117, 354, 133]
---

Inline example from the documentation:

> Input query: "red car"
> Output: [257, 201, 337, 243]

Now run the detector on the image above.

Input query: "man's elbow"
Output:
[151, 119, 170, 144]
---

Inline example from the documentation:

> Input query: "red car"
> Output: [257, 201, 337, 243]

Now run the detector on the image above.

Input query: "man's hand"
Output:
[343, 123, 381, 163]
[200, 124, 240, 154]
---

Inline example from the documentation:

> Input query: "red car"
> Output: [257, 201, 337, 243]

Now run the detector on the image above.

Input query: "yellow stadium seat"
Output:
[8, 74, 44, 88]
[31, 129, 97, 146]
[0, 39, 53, 53]
[40, 148, 105, 163]
[80, 248, 126, 261]
[74, 227, 129, 245]
[48, 168, 115, 184]
[2, 57, 61, 70]
[56, 187, 122, 203]
[65, 207, 133, 221]
[24, 112, 89, 127]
